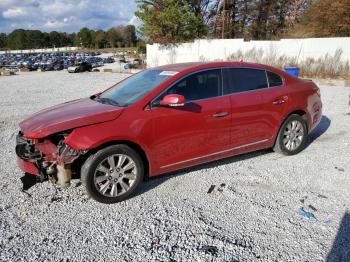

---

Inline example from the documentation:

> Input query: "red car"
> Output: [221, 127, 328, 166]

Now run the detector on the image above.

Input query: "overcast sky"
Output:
[0, 0, 138, 33]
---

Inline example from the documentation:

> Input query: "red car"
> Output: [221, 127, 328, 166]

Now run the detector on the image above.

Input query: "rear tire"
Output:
[274, 114, 308, 155]
[81, 144, 144, 204]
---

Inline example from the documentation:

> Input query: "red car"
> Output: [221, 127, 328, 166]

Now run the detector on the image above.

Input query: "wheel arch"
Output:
[72, 140, 150, 180]
[288, 109, 310, 133]
[273, 109, 309, 147]
[273, 110, 309, 155]
[282, 109, 309, 131]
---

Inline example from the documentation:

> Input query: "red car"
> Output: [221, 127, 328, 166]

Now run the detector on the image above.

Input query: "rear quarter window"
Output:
[267, 71, 284, 87]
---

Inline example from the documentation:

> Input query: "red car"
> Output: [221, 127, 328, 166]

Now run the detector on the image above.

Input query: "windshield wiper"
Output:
[93, 96, 122, 107]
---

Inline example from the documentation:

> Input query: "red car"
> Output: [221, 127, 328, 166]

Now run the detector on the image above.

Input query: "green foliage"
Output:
[206, 0, 312, 40]
[93, 30, 108, 49]
[106, 25, 138, 48]
[0, 25, 139, 50]
[135, 0, 208, 44]
[7, 29, 27, 49]
[125, 25, 137, 46]
[137, 39, 147, 54]
[134, 0, 312, 42]
[4, 29, 73, 49]
[107, 27, 123, 48]
[76, 27, 93, 47]
[0, 33, 6, 48]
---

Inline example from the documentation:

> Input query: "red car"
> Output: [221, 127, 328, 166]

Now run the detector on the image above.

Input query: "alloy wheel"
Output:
[283, 120, 304, 151]
[94, 154, 137, 197]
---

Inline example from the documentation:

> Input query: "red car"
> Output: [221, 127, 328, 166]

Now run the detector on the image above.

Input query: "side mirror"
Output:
[159, 94, 186, 107]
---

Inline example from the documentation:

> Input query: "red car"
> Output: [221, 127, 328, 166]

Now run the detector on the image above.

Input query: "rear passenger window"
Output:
[165, 69, 222, 101]
[267, 71, 283, 87]
[223, 68, 268, 95]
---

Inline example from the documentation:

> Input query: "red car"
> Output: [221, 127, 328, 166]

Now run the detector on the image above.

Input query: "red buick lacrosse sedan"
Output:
[16, 62, 322, 203]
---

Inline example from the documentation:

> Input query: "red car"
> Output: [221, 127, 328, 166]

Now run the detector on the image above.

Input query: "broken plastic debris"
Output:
[152, 238, 160, 245]
[218, 183, 226, 192]
[335, 166, 345, 172]
[324, 219, 332, 224]
[300, 195, 308, 203]
[317, 194, 327, 199]
[298, 207, 318, 221]
[207, 185, 215, 194]
[199, 245, 218, 255]
[308, 204, 317, 212]
[50, 196, 62, 202]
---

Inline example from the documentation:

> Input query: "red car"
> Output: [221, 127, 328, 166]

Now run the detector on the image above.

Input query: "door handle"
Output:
[273, 96, 288, 105]
[212, 112, 229, 118]
[272, 99, 286, 105]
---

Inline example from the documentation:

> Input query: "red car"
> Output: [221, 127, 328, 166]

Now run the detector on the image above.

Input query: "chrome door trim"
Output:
[160, 138, 270, 169]
[150, 66, 285, 109]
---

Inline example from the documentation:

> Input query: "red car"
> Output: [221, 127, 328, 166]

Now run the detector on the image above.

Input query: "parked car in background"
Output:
[67, 61, 92, 73]
[0, 52, 114, 72]
[16, 62, 322, 204]
[53, 63, 64, 71]
[103, 57, 114, 64]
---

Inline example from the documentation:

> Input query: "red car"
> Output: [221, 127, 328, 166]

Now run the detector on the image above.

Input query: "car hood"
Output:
[20, 97, 124, 138]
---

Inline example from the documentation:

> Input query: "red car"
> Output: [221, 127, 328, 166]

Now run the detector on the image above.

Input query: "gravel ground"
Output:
[0, 71, 349, 261]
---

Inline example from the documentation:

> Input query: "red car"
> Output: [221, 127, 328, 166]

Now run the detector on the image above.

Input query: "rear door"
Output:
[150, 69, 232, 169]
[261, 70, 289, 134]
[222, 68, 282, 147]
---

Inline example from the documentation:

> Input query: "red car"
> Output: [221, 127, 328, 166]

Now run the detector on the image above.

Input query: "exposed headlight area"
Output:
[58, 140, 88, 162]
[15, 132, 42, 161]
[59, 141, 80, 156]
[16, 130, 88, 188]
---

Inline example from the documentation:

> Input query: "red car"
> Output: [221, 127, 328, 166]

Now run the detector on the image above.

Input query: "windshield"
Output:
[98, 70, 173, 107]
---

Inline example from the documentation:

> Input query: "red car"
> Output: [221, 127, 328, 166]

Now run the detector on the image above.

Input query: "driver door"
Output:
[149, 69, 232, 171]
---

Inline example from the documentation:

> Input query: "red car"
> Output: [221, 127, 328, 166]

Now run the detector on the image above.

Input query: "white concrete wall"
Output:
[0, 46, 79, 54]
[147, 38, 350, 67]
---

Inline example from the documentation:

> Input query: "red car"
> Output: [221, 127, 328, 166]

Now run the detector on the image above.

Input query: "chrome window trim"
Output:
[265, 70, 270, 88]
[150, 66, 286, 108]
[160, 138, 270, 169]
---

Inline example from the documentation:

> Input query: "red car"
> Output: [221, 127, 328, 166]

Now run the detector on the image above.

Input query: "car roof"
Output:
[152, 61, 285, 75]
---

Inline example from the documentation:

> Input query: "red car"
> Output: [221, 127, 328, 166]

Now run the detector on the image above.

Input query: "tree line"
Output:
[0, 25, 138, 50]
[1, 0, 349, 49]
[135, 0, 350, 44]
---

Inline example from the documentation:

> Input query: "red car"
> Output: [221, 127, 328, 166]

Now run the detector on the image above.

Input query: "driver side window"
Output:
[155, 69, 222, 105]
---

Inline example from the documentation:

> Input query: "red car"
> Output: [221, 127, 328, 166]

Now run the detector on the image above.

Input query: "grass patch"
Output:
[227, 48, 350, 79]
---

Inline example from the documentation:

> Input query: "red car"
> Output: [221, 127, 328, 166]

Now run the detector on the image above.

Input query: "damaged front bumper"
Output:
[15, 131, 87, 188]
[17, 157, 40, 176]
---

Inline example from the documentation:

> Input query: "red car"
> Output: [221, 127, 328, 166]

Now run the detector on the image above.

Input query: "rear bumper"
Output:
[17, 157, 40, 176]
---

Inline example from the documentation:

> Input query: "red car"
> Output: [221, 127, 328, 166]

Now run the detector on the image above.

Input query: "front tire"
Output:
[274, 114, 308, 155]
[81, 145, 144, 204]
